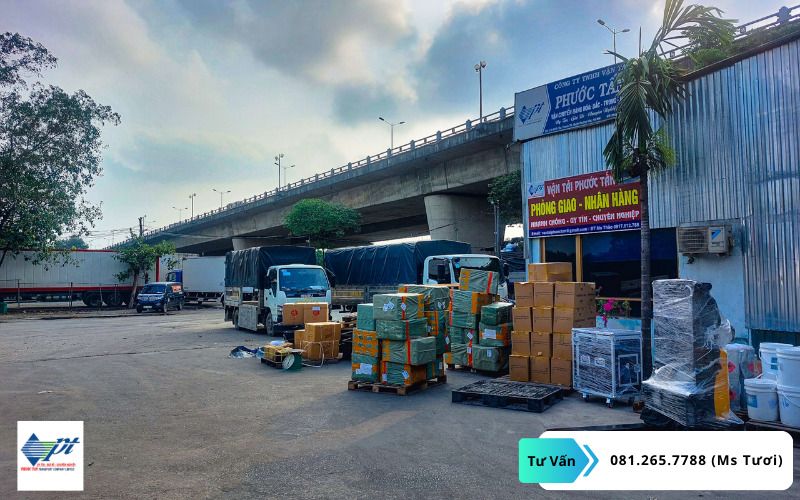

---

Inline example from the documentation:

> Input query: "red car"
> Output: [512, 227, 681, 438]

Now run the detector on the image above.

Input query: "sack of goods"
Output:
[398, 284, 451, 311]
[380, 337, 436, 365]
[450, 290, 494, 314]
[446, 343, 472, 366]
[448, 310, 480, 330]
[356, 303, 376, 331]
[481, 302, 513, 325]
[373, 293, 423, 321]
[459, 268, 500, 294]
[352, 353, 381, 382]
[353, 329, 380, 357]
[381, 357, 445, 386]
[423, 311, 448, 354]
[471, 345, 510, 372]
[375, 318, 427, 340]
[478, 322, 513, 347]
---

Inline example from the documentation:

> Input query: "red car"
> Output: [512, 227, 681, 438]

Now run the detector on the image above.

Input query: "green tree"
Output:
[284, 198, 362, 247]
[54, 235, 89, 249]
[0, 32, 119, 267]
[603, 0, 734, 377]
[113, 234, 176, 308]
[488, 170, 523, 225]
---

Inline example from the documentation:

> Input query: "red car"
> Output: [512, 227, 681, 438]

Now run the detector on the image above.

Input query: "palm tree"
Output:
[603, 0, 734, 378]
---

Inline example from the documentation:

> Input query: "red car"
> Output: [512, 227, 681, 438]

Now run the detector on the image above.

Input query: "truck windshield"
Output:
[279, 268, 329, 292]
[453, 257, 501, 280]
[141, 284, 166, 294]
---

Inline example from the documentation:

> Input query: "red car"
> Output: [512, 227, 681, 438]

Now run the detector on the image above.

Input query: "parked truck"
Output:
[324, 240, 509, 309]
[0, 249, 145, 307]
[164, 256, 225, 304]
[223, 246, 332, 336]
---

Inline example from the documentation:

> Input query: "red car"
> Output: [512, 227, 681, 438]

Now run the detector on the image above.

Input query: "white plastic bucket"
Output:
[777, 385, 800, 427]
[744, 378, 779, 421]
[759, 342, 792, 380]
[776, 347, 800, 388]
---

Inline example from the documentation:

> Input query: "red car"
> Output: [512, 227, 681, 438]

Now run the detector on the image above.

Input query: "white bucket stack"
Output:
[759, 342, 792, 380]
[776, 346, 800, 427]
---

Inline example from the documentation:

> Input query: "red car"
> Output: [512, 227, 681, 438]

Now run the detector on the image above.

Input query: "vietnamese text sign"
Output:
[514, 63, 623, 142]
[528, 170, 640, 238]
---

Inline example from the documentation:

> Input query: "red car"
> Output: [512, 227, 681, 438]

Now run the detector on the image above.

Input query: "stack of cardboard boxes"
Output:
[509, 263, 596, 386]
[294, 321, 341, 360]
[282, 301, 330, 326]
[444, 269, 510, 372]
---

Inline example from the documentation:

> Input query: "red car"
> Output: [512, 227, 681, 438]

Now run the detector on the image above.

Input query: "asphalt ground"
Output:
[1, 308, 798, 499]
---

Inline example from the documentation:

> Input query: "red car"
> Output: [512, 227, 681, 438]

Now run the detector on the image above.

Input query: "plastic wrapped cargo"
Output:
[449, 343, 471, 366]
[572, 328, 642, 400]
[381, 361, 435, 386]
[458, 268, 500, 294]
[353, 329, 380, 357]
[423, 311, 447, 336]
[448, 310, 480, 330]
[725, 343, 756, 412]
[448, 326, 474, 345]
[352, 354, 381, 382]
[356, 303, 376, 331]
[450, 290, 494, 314]
[398, 284, 451, 311]
[373, 293, 423, 321]
[478, 322, 513, 347]
[471, 345, 510, 371]
[375, 318, 428, 340]
[480, 302, 513, 326]
[380, 337, 436, 365]
[642, 279, 741, 428]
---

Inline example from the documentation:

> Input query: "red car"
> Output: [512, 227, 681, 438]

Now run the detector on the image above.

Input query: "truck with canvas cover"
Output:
[324, 240, 508, 308]
[223, 246, 331, 336]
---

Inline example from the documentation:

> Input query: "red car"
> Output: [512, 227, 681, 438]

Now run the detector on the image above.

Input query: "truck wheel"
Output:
[136, 306, 143, 313]
[104, 292, 123, 307]
[84, 292, 102, 308]
[234, 311, 240, 330]
[264, 311, 274, 336]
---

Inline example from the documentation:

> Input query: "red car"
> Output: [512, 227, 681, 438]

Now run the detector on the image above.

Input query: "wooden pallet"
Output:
[451, 379, 564, 413]
[745, 419, 800, 445]
[347, 375, 447, 396]
[446, 363, 508, 377]
[340, 314, 357, 330]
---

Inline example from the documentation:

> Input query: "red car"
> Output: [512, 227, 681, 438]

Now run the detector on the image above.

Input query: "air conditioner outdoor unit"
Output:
[677, 225, 731, 254]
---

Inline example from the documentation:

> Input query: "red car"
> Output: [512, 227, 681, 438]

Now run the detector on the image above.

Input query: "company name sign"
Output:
[514, 63, 623, 142]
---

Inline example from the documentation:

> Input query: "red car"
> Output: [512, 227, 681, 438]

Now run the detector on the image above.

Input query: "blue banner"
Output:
[514, 63, 623, 142]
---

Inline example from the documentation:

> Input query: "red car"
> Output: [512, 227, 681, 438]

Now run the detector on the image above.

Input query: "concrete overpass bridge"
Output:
[122, 107, 519, 255]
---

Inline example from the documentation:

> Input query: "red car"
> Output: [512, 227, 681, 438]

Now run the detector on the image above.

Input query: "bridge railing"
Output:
[113, 106, 514, 246]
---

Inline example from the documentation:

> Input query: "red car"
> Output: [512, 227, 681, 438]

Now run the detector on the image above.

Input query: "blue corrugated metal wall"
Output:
[522, 39, 800, 333]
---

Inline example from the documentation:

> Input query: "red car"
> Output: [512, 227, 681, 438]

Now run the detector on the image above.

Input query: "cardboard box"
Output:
[513, 282, 535, 308]
[303, 302, 329, 324]
[301, 340, 338, 360]
[554, 282, 596, 309]
[533, 282, 555, 308]
[530, 331, 553, 357]
[532, 307, 553, 334]
[511, 331, 531, 356]
[552, 333, 572, 360]
[293, 329, 305, 349]
[283, 303, 305, 325]
[512, 307, 533, 332]
[530, 356, 551, 383]
[550, 357, 572, 387]
[305, 322, 341, 342]
[509, 355, 530, 382]
[552, 308, 595, 334]
[528, 262, 572, 283]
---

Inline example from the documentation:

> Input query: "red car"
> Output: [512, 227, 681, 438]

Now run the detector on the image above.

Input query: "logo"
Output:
[528, 182, 545, 198]
[18, 421, 83, 491]
[519, 102, 545, 123]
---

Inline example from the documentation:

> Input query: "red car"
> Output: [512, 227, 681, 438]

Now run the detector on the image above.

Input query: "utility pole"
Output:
[189, 193, 196, 218]
[138, 216, 144, 237]
[492, 201, 501, 257]
[474, 61, 486, 120]
[275, 153, 284, 190]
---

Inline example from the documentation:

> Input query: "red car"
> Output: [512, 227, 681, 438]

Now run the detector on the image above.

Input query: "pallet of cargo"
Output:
[451, 379, 564, 413]
[744, 419, 800, 445]
[347, 375, 447, 396]
[446, 363, 508, 377]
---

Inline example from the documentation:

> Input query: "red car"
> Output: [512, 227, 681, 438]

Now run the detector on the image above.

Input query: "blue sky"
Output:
[2, 0, 789, 247]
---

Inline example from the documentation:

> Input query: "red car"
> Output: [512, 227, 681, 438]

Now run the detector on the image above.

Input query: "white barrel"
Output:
[759, 343, 792, 380]
[777, 385, 800, 427]
[744, 378, 779, 422]
[776, 346, 800, 388]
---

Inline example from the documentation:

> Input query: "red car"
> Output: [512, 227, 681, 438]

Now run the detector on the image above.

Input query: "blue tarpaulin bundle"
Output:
[225, 246, 316, 289]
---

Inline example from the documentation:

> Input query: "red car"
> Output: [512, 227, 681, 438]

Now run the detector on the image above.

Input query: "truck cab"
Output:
[423, 254, 509, 299]
[265, 264, 332, 327]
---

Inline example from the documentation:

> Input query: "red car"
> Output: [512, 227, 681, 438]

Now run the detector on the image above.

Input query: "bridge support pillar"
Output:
[424, 194, 501, 253]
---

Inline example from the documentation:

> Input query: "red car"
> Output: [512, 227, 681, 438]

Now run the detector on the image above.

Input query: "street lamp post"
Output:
[282, 164, 295, 188]
[212, 188, 230, 209]
[189, 193, 196, 218]
[378, 117, 405, 150]
[597, 20, 630, 63]
[474, 60, 486, 120]
[172, 206, 187, 222]
[274, 154, 284, 190]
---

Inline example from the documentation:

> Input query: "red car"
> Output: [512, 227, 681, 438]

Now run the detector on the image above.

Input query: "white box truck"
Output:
[164, 256, 225, 304]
